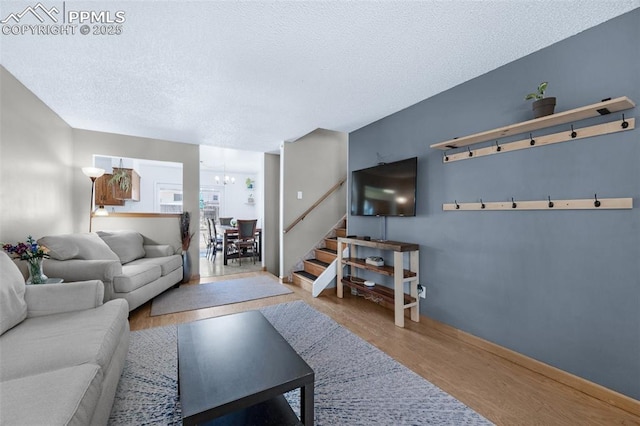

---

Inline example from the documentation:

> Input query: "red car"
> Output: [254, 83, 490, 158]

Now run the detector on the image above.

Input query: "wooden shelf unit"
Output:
[337, 237, 420, 328]
[341, 276, 414, 305]
[430, 96, 636, 151]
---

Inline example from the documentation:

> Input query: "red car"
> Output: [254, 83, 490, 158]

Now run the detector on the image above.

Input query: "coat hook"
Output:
[511, 197, 517, 209]
[467, 147, 473, 157]
[570, 125, 577, 139]
[529, 133, 535, 146]
[480, 198, 485, 209]
[621, 113, 629, 129]
[594, 194, 601, 208]
[495, 141, 502, 152]
[443, 151, 449, 162]
[548, 195, 554, 208]
[455, 200, 460, 210]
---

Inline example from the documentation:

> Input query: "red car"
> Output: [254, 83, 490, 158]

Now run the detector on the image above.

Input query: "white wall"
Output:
[280, 128, 347, 278]
[0, 66, 75, 241]
[263, 153, 280, 275]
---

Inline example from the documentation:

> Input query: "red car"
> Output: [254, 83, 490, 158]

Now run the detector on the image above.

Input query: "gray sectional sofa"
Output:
[0, 251, 130, 425]
[39, 231, 183, 311]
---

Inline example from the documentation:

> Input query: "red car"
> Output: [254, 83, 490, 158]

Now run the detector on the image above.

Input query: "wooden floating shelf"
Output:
[342, 257, 417, 279]
[443, 118, 635, 163]
[443, 197, 633, 211]
[431, 96, 636, 150]
[342, 277, 414, 305]
[337, 237, 419, 252]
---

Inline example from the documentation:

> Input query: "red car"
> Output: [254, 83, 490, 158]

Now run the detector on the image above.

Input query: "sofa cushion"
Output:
[97, 230, 146, 264]
[0, 252, 27, 336]
[113, 263, 162, 293]
[38, 233, 119, 262]
[127, 254, 182, 276]
[0, 299, 128, 381]
[0, 364, 102, 426]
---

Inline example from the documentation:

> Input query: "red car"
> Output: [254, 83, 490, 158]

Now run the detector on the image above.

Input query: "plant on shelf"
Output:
[245, 178, 255, 189]
[108, 159, 132, 192]
[108, 169, 131, 191]
[524, 81, 556, 118]
[524, 81, 548, 101]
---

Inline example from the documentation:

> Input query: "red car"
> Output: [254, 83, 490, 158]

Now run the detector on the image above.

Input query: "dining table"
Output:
[221, 226, 262, 265]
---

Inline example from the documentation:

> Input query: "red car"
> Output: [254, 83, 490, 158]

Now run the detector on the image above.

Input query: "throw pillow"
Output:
[97, 230, 146, 264]
[0, 252, 27, 335]
[38, 233, 119, 261]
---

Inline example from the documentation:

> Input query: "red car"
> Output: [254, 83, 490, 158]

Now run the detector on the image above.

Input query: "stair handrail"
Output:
[283, 176, 346, 234]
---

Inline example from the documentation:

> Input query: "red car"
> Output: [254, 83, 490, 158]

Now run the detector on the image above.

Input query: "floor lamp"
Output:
[82, 167, 105, 232]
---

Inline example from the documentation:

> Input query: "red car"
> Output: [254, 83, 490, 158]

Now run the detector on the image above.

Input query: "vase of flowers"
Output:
[2, 236, 49, 284]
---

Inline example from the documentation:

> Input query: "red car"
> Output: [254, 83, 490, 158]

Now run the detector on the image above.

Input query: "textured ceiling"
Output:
[1, 1, 638, 152]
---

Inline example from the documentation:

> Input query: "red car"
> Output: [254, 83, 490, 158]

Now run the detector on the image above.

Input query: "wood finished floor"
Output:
[129, 271, 640, 425]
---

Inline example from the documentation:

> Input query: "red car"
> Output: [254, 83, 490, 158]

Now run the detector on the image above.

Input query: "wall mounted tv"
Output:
[350, 157, 417, 217]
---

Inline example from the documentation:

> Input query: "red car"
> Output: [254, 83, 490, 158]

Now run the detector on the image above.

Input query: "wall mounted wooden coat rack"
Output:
[443, 196, 632, 211]
[442, 117, 634, 163]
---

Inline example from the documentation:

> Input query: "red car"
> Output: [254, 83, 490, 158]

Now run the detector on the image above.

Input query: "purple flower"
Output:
[1, 236, 49, 261]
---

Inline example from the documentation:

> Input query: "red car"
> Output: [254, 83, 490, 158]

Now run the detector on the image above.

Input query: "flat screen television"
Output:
[350, 157, 417, 217]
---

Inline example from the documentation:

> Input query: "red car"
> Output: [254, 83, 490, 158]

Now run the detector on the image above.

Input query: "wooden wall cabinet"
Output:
[95, 174, 124, 206]
[95, 168, 141, 205]
[337, 237, 420, 328]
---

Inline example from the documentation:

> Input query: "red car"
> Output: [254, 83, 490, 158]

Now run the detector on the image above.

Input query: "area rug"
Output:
[109, 301, 493, 425]
[149, 276, 293, 316]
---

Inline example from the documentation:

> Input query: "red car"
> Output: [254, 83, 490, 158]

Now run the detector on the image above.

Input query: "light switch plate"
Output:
[297, 191, 303, 199]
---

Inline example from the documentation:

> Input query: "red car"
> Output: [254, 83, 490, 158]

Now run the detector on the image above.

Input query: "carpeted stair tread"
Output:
[294, 270, 317, 281]
[306, 258, 330, 267]
[317, 247, 337, 255]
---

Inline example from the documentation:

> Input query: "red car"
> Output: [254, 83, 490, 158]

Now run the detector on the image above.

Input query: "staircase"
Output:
[292, 224, 347, 296]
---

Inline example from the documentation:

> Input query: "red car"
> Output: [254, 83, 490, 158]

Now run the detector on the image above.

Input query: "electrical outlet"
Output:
[418, 284, 426, 299]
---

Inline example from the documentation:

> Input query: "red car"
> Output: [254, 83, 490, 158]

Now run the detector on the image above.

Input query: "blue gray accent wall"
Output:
[348, 9, 639, 399]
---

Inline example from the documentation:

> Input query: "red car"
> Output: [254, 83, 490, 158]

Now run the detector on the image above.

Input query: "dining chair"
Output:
[205, 218, 216, 261]
[233, 219, 258, 266]
[203, 229, 212, 260]
[210, 218, 224, 258]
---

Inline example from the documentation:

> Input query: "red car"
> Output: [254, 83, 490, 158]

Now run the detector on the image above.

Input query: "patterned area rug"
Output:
[109, 301, 493, 425]
[149, 276, 292, 316]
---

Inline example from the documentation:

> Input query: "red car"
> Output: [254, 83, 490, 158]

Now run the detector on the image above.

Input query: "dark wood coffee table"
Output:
[177, 310, 314, 425]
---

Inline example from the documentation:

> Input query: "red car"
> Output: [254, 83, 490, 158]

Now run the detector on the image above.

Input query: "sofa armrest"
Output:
[143, 244, 175, 258]
[43, 258, 122, 302]
[25, 280, 104, 317]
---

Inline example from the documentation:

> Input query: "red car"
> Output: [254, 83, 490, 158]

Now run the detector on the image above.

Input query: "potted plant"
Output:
[245, 178, 254, 189]
[107, 158, 132, 200]
[525, 81, 556, 118]
[108, 168, 132, 192]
